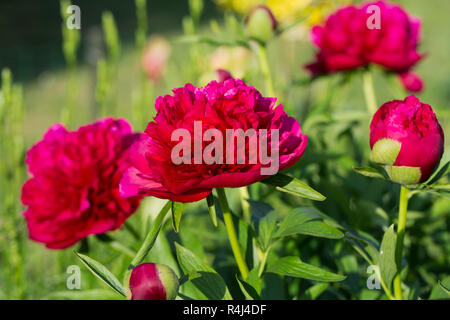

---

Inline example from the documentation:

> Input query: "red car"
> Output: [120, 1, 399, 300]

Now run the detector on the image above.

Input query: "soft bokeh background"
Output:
[0, 0, 448, 299]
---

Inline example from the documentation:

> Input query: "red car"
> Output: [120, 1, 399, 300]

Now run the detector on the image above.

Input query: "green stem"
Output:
[258, 246, 271, 278]
[393, 185, 409, 300]
[363, 70, 377, 115]
[255, 42, 275, 97]
[374, 266, 395, 300]
[239, 186, 251, 224]
[216, 188, 249, 279]
[124, 201, 171, 283]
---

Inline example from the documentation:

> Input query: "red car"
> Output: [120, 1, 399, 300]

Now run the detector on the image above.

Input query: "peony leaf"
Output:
[257, 211, 277, 251]
[438, 281, 450, 296]
[275, 207, 343, 240]
[43, 289, 122, 300]
[206, 194, 218, 227]
[236, 275, 261, 300]
[171, 201, 184, 233]
[267, 256, 346, 282]
[74, 252, 126, 297]
[379, 225, 397, 290]
[261, 173, 326, 201]
[175, 243, 232, 300]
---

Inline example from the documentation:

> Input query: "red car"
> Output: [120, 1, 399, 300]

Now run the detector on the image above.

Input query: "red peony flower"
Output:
[370, 96, 444, 184]
[120, 78, 307, 203]
[21, 118, 142, 249]
[128, 263, 179, 300]
[305, 1, 424, 92]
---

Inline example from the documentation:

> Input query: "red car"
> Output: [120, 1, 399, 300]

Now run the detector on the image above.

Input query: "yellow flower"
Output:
[215, 0, 263, 15]
[266, 0, 312, 23]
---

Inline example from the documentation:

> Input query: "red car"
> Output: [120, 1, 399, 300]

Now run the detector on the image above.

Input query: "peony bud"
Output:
[216, 69, 233, 82]
[128, 263, 179, 300]
[245, 5, 278, 44]
[370, 96, 444, 185]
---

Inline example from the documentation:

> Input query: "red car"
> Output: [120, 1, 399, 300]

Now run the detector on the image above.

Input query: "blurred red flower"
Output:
[305, 1, 424, 92]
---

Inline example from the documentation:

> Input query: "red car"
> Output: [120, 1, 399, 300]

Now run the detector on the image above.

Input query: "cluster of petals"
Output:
[306, 1, 424, 92]
[21, 118, 142, 249]
[120, 79, 308, 202]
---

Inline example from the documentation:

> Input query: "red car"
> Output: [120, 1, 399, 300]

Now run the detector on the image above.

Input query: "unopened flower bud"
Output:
[245, 5, 277, 44]
[370, 96, 444, 185]
[128, 263, 179, 300]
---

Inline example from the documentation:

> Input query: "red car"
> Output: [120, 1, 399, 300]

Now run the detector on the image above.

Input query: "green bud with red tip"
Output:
[245, 5, 278, 44]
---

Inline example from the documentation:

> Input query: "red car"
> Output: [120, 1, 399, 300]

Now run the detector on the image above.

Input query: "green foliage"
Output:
[379, 225, 397, 291]
[75, 252, 126, 297]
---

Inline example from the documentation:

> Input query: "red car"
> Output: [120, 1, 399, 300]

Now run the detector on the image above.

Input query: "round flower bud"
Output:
[128, 263, 179, 300]
[370, 96, 444, 185]
[245, 5, 278, 44]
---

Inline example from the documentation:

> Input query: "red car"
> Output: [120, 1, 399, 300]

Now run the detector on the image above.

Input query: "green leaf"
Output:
[261, 173, 326, 201]
[298, 283, 329, 300]
[426, 154, 450, 185]
[438, 281, 450, 296]
[74, 252, 126, 297]
[43, 289, 123, 300]
[206, 194, 218, 227]
[379, 225, 397, 290]
[175, 243, 232, 300]
[429, 276, 450, 299]
[267, 256, 346, 282]
[429, 184, 450, 191]
[282, 221, 344, 239]
[275, 207, 343, 239]
[353, 166, 388, 180]
[258, 211, 277, 250]
[172, 201, 184, 233]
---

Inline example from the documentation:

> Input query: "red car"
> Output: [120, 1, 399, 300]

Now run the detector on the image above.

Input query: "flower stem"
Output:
[393, 185, 409, 300]
[363, 70, 377, 115]
[239, 186, 251, 224]
[216, 188, 249, 279]
[255, 42, 275, 97]
[258, 246, 271, 278]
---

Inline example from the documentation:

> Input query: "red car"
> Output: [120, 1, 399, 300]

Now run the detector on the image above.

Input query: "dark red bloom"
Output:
[370, 96, 444, 184]
[305, 1, 424, 92]
[128, 263, 179, 300]
[21, 118, 142, 249]
[120, 79, 307, 203]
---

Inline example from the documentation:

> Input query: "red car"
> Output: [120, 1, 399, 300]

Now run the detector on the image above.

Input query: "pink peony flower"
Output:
[128, 263, 179, 300]
[305, 1, 424, 92]
[21, 118, 142, 249]
[120, 78, 308, 203]
[370, 96, 444, 184]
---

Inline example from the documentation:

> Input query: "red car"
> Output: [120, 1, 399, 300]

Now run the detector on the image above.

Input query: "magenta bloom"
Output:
[120, 79, 307, 203]
[21, 118, 142, 249]
[306, 1, 424, 92]
[370, 96, 444, 184]
[128, 263, 179, 300]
